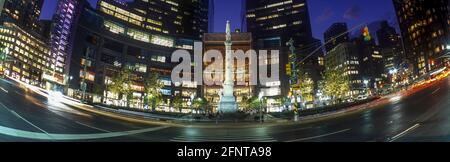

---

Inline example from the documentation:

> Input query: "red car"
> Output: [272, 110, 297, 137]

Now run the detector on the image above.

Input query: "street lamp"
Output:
[258, 92, 264, 123]
[189, 93, 195, 120]
[147, 93, 154, 110]
[438, 45, 450, 59]
[0, 47, 9, 76]
[363, 80, 370, 96]
[389, 68, 399, 89]
[81, 48, 91, 103]
[363, 80, 369, 90]
[190, 94, 195, 101]
[187, 99, 192, 108]
[197, 97, 203, 114]
[389, 68, 398, 75]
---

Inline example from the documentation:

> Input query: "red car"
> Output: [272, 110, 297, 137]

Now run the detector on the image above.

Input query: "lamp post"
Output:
[188, 93, 195, 121]
[258, 92, 264, 123]
[389, 68, 398, 91]
[147, 93, 154, 110]
[0, 46, 9, 77]
[190, 94, 195, 113]
[0, 46, 5, 64]
[364, 80, 369, 96]
[104, 78, 108, 104]
[286, 38, 300, 112]
[81, 47, 91, 103]
[197, 97, 202, 114]
[291, 96, 299, 122]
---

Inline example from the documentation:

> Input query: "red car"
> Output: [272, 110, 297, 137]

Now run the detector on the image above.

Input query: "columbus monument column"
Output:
[218, 21, 238, 113]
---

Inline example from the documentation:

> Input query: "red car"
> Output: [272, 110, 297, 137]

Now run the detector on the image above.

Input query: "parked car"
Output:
[357, 95, 368, 101]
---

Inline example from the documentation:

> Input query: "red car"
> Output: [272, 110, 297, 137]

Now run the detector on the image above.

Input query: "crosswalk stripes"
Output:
[170, 134, 277, 142]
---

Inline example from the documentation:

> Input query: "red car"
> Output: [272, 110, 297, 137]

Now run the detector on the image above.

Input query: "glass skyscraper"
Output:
[49, 0, 88, 88]
[98, 0, 209, 40]
[245, 0, 319, 103]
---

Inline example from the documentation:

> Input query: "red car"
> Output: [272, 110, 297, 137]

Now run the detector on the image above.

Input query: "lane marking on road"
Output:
[431, 88, 441, 95]
[269, 126, 315, 134]
[15, 90, 24, 96]
[171, 136, 277, 142]
[389, 124, 420, 142]
[9, 110, 50, 134]
[0, 87, 8, 93]
[75, 122, 111, 133]
[285, 128, 351, 142]
[0, 102, 53, 140]
[0, 125, 169, 141]
[171, 139, 277, 142]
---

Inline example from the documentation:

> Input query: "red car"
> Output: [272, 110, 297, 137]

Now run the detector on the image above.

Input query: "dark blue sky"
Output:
[41, 0, 98, 19]
[41, 0, 399, 41]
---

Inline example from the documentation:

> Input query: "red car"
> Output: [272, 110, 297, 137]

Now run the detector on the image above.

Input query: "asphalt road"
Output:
[0, 77, 449, 142]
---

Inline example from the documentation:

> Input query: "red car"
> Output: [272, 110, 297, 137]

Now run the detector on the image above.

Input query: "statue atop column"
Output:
[218, 21, 238, 113]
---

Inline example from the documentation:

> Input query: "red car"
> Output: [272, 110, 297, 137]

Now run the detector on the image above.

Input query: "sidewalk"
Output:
[92, 104, 285, 123]
[287, 77, 449, 124]
[7, 74, 446, 126]
[60, 75, 448, 126]
[65, 94, 384, 125]
[93, 105, 185, 121]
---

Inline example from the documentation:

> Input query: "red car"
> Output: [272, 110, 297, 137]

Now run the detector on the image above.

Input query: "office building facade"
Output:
[246, 0, 313, 47]
[47, 0, 88, 90]
[324, 23, 350, 53]
[352, 35, 385, 90]
[376, 21, 405, 75]
[0, 22, 51, 86]
[65, 1, 209, 112]
[0, 0, 44, 33]
[245, 0, 318, 101]
[98, 0, 209, 40]
[0, 0, 56, 88]
[393, 0, 450, 77]
[325, 42, 364, 98]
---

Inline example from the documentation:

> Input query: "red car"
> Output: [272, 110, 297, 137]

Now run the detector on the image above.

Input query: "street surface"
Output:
[0, 77, 449, 142]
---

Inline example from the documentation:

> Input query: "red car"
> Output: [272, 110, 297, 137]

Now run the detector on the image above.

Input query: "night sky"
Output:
[41, 0, 399, 42]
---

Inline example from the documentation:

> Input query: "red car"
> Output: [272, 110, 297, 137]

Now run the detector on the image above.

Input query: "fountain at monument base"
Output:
[218, 96, 238, 113]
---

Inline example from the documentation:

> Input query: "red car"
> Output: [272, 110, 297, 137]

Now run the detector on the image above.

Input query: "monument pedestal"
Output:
[218, 95, 238, 113]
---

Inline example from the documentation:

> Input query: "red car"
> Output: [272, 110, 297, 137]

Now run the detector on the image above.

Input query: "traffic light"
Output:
[0, 53, 6, 61]
[0, 52, 4, 77]
[286, 64, 292, 76]
[362, 26, 371, 42]
[293, 103, 299, 115]
[0, 46, 8, 62]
